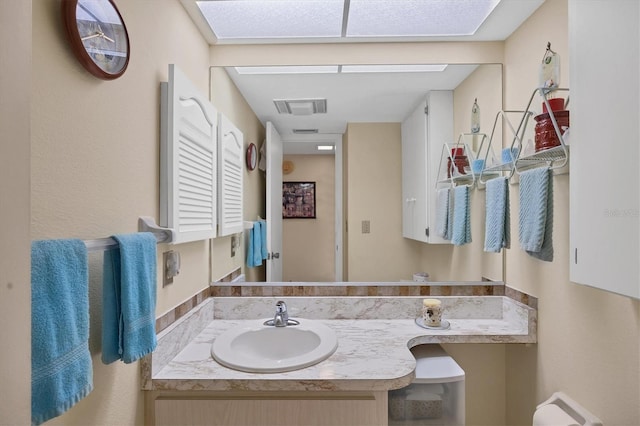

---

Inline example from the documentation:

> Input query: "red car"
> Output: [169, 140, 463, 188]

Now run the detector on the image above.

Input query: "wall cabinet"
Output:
[146, 391, 388, 426]
[401, 91, 453, 243]
[568, 0, 639, 299]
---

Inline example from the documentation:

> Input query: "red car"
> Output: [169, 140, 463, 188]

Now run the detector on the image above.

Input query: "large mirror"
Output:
[212, 64, 503, 283]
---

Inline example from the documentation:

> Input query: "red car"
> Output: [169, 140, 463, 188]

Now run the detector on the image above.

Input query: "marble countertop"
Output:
[147, 296, 536, 392]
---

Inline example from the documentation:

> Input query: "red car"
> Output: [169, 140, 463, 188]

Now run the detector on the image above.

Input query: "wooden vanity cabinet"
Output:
[146, 390, 389, 426]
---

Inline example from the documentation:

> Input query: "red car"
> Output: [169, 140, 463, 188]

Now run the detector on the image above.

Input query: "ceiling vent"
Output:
[292, 129, 319, 134]
[273, 98, 327, 115]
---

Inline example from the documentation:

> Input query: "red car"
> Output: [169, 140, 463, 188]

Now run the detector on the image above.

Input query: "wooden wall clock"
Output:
[61, 0, 130, 80]
[246, 143, 257, 171]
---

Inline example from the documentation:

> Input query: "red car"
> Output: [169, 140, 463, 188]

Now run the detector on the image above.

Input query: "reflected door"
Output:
[266, 122, 283, 281]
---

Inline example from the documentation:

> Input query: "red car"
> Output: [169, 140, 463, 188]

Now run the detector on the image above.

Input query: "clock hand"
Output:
[81, 33, 101, 41]
[99, 33, 115, 43]
[95, 24, 115, 43]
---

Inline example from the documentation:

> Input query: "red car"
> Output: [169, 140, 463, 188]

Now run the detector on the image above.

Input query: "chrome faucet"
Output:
[273, 301, 289, 327]
[264, 301, 300, 327]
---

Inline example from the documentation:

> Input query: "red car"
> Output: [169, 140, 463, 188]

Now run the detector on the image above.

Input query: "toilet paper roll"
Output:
[533, 405, 580, 426]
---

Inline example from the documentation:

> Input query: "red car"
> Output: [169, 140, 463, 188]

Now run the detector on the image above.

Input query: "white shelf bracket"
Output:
[138, 216, 176, 244]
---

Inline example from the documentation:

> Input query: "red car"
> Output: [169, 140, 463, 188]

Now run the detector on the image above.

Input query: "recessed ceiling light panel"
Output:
[196, 0, 344, 39]
[346, 0, 501, 37]
[235, 65, 339, 75]
[317, 145, 334, 151]
[341, 64, 448, 73]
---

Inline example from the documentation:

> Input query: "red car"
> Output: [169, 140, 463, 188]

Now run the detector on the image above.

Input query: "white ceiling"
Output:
[184, 0, 545, 153]
[224, 64, 480, 134]
[182, 0, 545, 44]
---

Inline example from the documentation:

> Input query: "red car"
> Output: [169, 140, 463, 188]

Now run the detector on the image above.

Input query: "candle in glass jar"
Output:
[422, 298, 443, 326]
[423, 299, 441, 308]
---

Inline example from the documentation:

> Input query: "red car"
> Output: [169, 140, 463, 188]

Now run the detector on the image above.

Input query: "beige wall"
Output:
[29, 0, 242, 424]
[418, 64, 505, 282]
[345, 123, 423, 281]
[282, 155, 335, 282]
[11, 1, 638, 425]
[503, 1, 640, 424]
[209, 68, 266, 283]
[0, 1, 32, 423]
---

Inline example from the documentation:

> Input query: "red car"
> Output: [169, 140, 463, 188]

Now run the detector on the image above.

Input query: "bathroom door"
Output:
[265, 122, 283, 281]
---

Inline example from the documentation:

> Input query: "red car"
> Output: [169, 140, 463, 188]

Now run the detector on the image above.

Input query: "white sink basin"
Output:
[211, 319, 338, 373]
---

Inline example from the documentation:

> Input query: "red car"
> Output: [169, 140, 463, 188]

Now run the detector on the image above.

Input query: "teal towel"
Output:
[446, 189, 454, 241]
[246, 226, 255, 267]
[452, 185, 472, 246]
[102, 233, 157, 364]
[259, 219, 268, 260]
[519, 167, 554, 261]
[246, 222, 263, 268]
[484, 177, 511, 252]
[435, 188, 451, 239]
[31, 239, 92, 425]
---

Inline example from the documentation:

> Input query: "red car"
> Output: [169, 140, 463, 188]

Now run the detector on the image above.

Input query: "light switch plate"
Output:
[362, 220, 371, 234]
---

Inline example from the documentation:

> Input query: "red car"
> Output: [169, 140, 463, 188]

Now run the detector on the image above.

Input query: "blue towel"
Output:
[102, 233, 157, 364]
[484, 177, 511, 252]
[246, 226, 255, 267]
[446, 189, 454, 241]
[435, 188, 451, 239]
[451, 185, 472, 246]
[31, 239, 92, 425]
[259, 219, 268, 260]
[246, 222, 263, 268]
[519, 167, 554, 261]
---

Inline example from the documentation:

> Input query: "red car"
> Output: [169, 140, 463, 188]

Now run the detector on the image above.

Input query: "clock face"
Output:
[246, 143, 257, 170]
[63, 0, 130, 79]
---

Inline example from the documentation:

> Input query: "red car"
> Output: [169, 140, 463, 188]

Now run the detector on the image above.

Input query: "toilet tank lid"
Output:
[411, 345, 465, 383]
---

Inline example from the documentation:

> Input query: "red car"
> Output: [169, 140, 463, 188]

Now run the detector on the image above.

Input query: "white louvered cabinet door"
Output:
[217, 113, 244, 236]
[160, 64, 218, 243]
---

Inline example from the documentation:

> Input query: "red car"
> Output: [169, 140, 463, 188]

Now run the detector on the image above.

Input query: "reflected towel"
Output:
[259, 219, 268, 260]
[31, 239, 92, 425]
[451, 185, 472, 246]
[246, 222, 263, 268]
[519, 167, 554, 261]
[435, 188, 451, 239]
[102, 232, 157, 364]
[446, 189, 454, 240]
[484, 177, 511, 252]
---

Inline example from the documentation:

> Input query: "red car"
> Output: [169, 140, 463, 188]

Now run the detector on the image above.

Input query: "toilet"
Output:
[533, 392, 603, 426]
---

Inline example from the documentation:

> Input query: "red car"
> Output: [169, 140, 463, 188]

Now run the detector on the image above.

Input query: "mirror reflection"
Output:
[212, 64, 503, 283]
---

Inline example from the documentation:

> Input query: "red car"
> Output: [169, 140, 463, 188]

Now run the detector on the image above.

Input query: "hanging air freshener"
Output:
[539, 42, 560, 89]
[470, 98, 480, 133]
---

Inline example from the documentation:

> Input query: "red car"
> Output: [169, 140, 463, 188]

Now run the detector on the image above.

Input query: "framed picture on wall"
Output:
[283, 182, 316, 219]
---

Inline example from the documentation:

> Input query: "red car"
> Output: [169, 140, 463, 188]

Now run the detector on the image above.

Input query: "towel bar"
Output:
[83, 217, 175, 252]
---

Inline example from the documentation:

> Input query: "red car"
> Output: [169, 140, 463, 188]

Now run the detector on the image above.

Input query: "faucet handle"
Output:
[276, 300, 287, 314]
